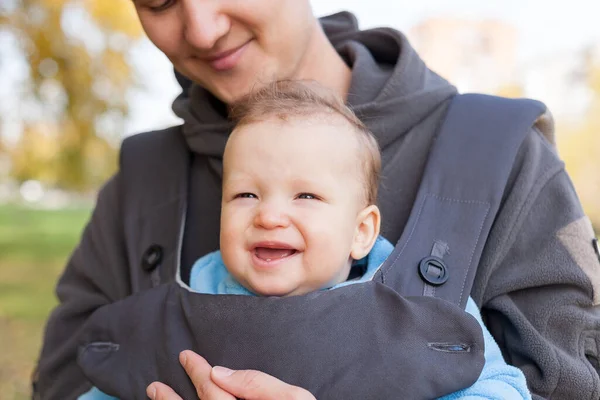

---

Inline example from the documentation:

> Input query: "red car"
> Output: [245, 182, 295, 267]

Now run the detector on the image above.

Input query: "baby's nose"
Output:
[253, 204, 291, 229]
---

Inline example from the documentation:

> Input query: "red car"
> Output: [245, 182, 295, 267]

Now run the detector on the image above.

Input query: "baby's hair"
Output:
[228, 80, 381, 205]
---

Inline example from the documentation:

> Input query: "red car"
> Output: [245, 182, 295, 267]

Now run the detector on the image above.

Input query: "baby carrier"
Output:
[77, 94, 547, 399]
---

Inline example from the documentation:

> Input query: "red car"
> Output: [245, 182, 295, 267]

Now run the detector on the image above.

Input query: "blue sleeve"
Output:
[78, 386, 119, 400]
[437, 297, 531, 400]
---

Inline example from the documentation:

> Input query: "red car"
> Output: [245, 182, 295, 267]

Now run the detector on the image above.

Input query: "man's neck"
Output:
[295, 22, 352, 101]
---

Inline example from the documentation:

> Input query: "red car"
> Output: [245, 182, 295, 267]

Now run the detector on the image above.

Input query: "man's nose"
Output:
[181, 0, 230, 50]
[253, 202, 291, 230]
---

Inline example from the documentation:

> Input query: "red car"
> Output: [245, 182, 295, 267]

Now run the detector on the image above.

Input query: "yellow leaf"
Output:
[85, 0, 143, 38]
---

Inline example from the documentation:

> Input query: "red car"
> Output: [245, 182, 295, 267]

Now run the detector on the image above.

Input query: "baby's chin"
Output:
[247, 281, 315, 298]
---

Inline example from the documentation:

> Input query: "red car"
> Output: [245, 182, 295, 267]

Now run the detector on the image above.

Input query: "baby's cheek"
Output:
[219, 218, 244, 259]
[310, 232, 349, 267]
[219, 222, 233, 246]
[220, 242, 245, 283]
[221, 207, 248, 235]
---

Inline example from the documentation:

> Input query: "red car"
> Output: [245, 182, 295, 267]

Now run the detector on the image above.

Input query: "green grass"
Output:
[0, 205, 91, 264]
[0, 204, 91, 399]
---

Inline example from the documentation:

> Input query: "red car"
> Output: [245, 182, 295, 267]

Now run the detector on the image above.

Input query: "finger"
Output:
[180, 350, 236, 400]
[147, 382, 182, 400]
[211, 366, 315, 400]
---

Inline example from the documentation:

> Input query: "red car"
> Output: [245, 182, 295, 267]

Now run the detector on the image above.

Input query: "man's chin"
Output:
[207, 81, 257, 105]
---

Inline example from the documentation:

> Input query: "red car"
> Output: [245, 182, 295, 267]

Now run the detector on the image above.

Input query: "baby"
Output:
[191, 80, 383, 297]
[189, 81, 532, 399]
[81, 81, 531, 399]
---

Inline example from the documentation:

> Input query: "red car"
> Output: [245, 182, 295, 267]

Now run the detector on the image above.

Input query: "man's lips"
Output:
[201, 40, 251, 71]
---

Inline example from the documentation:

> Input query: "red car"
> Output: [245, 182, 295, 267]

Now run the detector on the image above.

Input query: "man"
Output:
[34, 1, 600, 399]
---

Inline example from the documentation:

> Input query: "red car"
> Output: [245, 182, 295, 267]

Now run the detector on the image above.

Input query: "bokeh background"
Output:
[0, 1, 599, 398]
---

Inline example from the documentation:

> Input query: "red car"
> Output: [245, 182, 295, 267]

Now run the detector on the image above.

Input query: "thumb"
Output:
[210, 366, 315, 400]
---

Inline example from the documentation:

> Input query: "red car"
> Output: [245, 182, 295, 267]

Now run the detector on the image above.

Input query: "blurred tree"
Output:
[9, 123, 59, 183]
[0, 131, 8, 182]
[0, 0, 142, 191]
[558, 53, 600, 232]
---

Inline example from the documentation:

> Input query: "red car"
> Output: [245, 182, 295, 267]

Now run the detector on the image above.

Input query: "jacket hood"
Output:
[172, 11, 457, 160]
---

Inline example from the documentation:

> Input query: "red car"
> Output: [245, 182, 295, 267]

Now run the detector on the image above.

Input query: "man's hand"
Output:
[146, 350, 316, 400]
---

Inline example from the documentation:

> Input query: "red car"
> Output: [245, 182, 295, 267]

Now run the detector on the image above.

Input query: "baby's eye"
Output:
[235, 192, 257, 199]
[148, 0, 175, 12]
[297, 193, 319, 200]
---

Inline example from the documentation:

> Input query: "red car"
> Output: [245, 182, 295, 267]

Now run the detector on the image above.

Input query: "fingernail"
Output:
[146, 384, 156, 399]
[212, 366, 234, 377]
[179, 351, 187, 367]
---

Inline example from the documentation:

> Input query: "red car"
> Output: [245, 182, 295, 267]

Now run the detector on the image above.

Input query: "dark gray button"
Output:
[141, 244, 163, 272]
[418, 256, 449, 286]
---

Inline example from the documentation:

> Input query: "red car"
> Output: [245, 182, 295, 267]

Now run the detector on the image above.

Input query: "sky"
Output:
[3, 0, 600, 140]
[312, 0, 600, 61]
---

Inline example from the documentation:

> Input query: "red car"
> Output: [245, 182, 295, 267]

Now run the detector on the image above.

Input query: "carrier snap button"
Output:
[141, 244, 163, 272]
[418, 256, 449, 286]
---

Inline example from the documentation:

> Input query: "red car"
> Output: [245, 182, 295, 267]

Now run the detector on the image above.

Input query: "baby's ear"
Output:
[351, 205, 381, 260]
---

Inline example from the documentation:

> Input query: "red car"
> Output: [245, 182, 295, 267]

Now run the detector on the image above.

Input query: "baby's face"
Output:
[220, 116, 371, 296]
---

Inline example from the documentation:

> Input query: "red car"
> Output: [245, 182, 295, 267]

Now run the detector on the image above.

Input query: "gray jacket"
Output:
[34, 12, 600, 400]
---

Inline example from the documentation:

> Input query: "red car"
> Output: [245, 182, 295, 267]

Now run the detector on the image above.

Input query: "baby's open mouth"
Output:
[254, 247, 298, 262]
